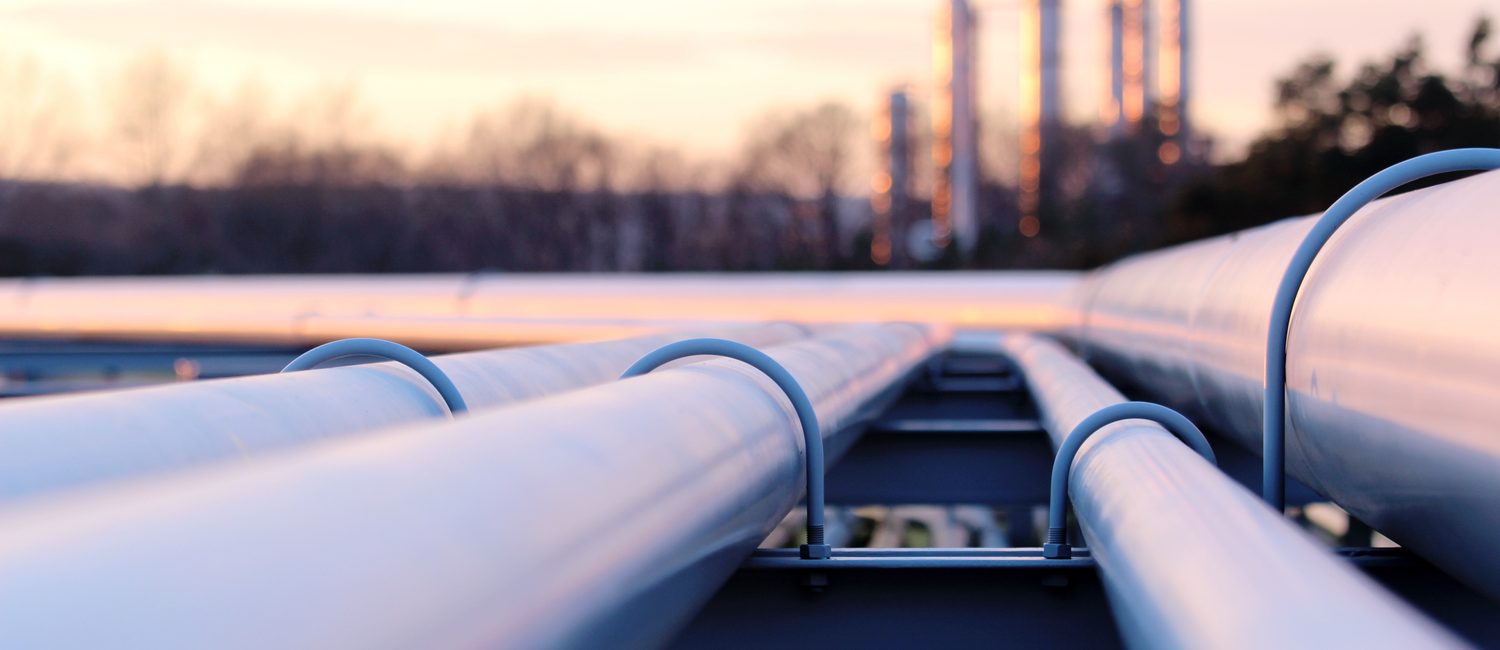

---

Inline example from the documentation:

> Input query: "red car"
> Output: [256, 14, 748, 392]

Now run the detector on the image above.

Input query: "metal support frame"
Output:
[677, 546, 1500, 648]
[996, 333, 1461, 647]
[622, 337, 829, 560]
[1263, 148, 1500, 509]
[1043, 401, 1215, 559]
[825, 417, 1052, 505]
[676, 344, 1497, 648]
[673, 548, 1118, 648]
[282, 337, 469, 415]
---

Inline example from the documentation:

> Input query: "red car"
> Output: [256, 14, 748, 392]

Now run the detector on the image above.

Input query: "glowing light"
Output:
[1019, 215, 1041, 237]
[1160, 114, 1180, 136]
[174, 358, 201, 381]
[1158, 141, 1181, 165]
[1388, 104, 1413, 127]
[1156, 0, 1189, 158]
[1020, 132, 1042, 155]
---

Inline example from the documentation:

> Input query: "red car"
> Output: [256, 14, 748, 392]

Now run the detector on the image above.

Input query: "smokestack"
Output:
[1157, 0, 1189, 164]
[933, 0, 978, 255]
[1019, 0, 1061, 238]
[872, 89, 912, 267]
[1107, 0, 1152, 134]
[1105, 0, 1125, 134]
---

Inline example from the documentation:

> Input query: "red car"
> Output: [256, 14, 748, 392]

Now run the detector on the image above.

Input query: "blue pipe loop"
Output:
[1044, 401, 1215, 559]
[281, 337, 468, 416]
[621, 338, 830, 560]
[1262, 148, 1500, 510]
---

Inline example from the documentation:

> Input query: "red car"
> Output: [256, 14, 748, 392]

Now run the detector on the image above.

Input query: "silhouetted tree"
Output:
[112, 52, 192, 188]
[1169, 17, 1500, 241]
[0, 51, 76, 182]
[736, 102, 859, 266]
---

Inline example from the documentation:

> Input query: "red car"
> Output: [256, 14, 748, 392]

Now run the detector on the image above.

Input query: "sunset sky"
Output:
[0, 0, 1493, 180]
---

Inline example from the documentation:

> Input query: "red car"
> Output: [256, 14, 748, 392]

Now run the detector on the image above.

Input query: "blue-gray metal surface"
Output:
[676, 547, 1500, 649]
[0, 339, 303, 396]
[1068, 168, 1500, 601]
[281, 337, 469, 415]
[0, 323, 942, 648]
[672, 548, 1122, 649]
[995, 333, 1462, 649]
[0, 324, 806, 503]
[824, 419, 1054, 506]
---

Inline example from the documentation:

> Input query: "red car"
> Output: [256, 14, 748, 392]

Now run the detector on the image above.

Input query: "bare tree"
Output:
[0, 50, 77, 181]
[188, 79, 273, 186]
[630, 146, 696, 270]
[462, 99, 616, 191]
[111, 51, 192, 187]
[736, 101, 860, 265]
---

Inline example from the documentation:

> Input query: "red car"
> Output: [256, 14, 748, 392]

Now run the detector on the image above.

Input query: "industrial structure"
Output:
[872, 89, 913, 267]
[1156, 0, 1190, 161]
[1019, 0, 1063, 238]
[932, 0, 979, 253]
[914, 0, 1196, 250]
[1103, 0, 1153, 133]
[0, 151, 1497, 646]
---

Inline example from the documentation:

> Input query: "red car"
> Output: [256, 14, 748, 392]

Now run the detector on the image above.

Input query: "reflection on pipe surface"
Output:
[1068, 168, 1500, 601]
[0, 324, 944, 648]
[995, 333, 1461, 649]
[0, 324, 806, 503]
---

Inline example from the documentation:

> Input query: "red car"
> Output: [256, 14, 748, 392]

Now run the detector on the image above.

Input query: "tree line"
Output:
[0, 18, 1497, 275]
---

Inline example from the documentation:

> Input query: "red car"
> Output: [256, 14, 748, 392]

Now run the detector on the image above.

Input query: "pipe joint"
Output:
[281, 337, 468, 416]
[621, 338, 829, 561]
[1044, 401, 1214, 560]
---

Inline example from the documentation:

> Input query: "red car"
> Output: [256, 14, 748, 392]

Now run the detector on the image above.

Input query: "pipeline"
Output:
[0, 323, 943, 648]
[0, 324, 806, 503]
[0, 272, 1076, 346]
[992, 333, 1461, 648]
[1067, 168, 1500, 600]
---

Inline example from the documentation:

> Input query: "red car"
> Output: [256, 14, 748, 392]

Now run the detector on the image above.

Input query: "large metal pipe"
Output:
[1067, 169, 1500, 599]
[0, 272, 1076, 346]
[0, 324, 806, 503]
[0, 323, 942, 648]
[992, 333, 1461, 648]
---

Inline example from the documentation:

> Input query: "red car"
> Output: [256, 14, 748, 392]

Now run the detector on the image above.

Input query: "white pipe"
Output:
[0, 324, 807, 503]
[1068, 169, 1500, 600]
[0, 272, 1077, 347]
[0, 323, 944, 648]
[996, 333, 1461, 648]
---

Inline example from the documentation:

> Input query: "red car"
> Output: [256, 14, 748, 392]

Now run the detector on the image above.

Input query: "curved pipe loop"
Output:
[281, 337, 469, 416]
[621, 337, 830, 560]
[1044, 401, 1215, 559]
[1262, 148, 1500, 510]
